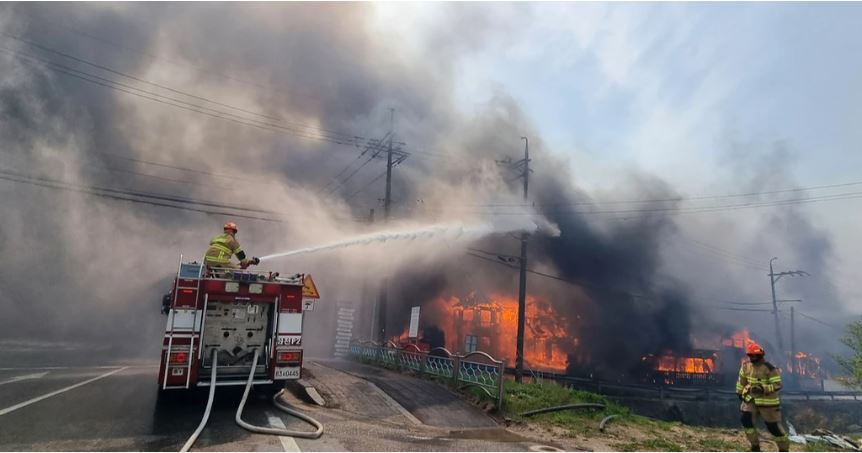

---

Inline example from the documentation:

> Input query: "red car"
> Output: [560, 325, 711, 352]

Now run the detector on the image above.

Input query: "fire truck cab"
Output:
[158, 259, 308, 392]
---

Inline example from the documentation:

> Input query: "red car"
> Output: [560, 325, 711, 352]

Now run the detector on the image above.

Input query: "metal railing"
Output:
[348, 341, 505, 408]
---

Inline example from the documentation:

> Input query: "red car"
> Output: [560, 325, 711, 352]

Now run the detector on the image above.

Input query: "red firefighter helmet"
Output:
[223, 222, 238, 233]
[746, 342, 765, 356]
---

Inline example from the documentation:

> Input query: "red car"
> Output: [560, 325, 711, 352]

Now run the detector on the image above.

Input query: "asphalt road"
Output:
[0, 360, 558, 452]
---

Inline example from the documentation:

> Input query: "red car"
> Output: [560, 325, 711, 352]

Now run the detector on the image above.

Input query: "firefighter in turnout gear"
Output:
[203, 222, 260, 270]
[736, 342, 789, 452]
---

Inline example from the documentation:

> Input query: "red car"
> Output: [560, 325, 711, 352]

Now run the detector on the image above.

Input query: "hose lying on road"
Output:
[599, 414, 619, 432]
[235, 349, 324, 439]
[519, 403, 606, 418]
[180, 349, 219, 453]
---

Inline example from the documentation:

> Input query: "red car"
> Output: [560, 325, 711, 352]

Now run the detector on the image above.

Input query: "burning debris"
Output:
[640, 351, 720, 386]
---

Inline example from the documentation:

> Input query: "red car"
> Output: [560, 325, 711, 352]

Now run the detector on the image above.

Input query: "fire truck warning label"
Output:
[277, 335, 301, 346]
[275, 366, 300, 379]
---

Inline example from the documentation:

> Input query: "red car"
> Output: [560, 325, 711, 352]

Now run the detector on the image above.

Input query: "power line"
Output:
[674, 241, 769, 272]
[0, 167, 277, 214]
[321, 133, 391, 193]
[463, 179, 862, 208]
[0, 170, 283, 222]
[94, 161, 235, 191]
[718, 300, 802, 306]
[323, 134, 393, 195]
[0, 45, 376, 148]
[1, 46, 357, 145]
[443, 189, 862, 217]
[465, 251, 652, 300]
[112, 155, 274, 187]
[21, 13, 282, 93]
[2, 32, 370, 145]
[795, 310, 838, 328]
[0, 167, 371, 225]
[345, 169, 388, 201]
[0, 35, 452, 187]
[670, 230, 769, 271]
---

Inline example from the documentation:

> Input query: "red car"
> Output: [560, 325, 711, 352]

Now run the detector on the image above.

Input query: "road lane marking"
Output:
[0, 367, 128, 416]
[0, 364, 153, 371]
[366, 381, 423, 426]
[0, 372, 48, 386]
[265, 411, 302, 452]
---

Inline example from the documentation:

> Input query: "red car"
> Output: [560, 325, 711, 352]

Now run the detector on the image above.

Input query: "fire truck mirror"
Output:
[161, 293, 172, 315]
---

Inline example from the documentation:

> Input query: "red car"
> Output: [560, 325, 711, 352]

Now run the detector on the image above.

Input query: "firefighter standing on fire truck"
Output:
[204, 222, 259, 269]
[736, 342, 789, 452]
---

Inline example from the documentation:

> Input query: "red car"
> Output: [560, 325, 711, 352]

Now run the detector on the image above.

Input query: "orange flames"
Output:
[792, 351, 823, 379]
[721, 328, 755, 350]
[422, 292, 574, 372]
[640, 351, 720, 385]
[645, 353, 717, 374]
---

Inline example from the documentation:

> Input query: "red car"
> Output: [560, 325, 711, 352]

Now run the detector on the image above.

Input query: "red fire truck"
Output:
[158, 258, 309, 393]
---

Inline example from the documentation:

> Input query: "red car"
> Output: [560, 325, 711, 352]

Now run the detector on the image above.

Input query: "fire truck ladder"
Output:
[163, 255, 205, 390]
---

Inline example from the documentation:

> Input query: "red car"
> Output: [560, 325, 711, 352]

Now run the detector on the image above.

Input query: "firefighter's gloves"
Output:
[737, 393, 744, 401]
[239, 257, 261, 269]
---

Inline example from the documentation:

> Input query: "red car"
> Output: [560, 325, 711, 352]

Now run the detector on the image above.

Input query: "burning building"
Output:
[417, 291, 574, 372]
[397, 285, 827, 389]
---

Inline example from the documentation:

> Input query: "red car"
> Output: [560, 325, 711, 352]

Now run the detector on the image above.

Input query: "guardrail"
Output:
[348, 340, 505, 408]
[504, 367, 862, 402]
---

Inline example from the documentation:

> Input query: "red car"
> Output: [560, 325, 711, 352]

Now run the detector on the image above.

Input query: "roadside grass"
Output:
[503, 380, 633, 434]
[618, 438, 684, 452]
[804, 440, 841, 452]
[698, 437, 744, 451]
[503, 380, 752, 451]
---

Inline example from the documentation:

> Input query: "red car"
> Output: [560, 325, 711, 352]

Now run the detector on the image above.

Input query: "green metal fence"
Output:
[348, 340, 504, 408]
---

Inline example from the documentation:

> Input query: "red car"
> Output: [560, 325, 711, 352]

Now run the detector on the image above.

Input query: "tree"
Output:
[834, 318, 862, 389]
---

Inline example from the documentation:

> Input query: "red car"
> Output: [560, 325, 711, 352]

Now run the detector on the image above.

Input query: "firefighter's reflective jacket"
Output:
[204, 233, 244, 266]
[736, 360, 782, 407]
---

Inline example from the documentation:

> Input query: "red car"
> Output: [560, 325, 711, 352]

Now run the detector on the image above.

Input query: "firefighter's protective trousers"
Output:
[736, 360, 789, 452]
[204, 233, 243, 267]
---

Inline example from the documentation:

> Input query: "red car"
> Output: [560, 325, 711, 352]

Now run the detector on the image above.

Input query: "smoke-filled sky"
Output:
[1, 2, 859, 366]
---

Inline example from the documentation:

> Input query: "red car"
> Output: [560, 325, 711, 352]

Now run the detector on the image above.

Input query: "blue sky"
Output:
[373, 2, 862, 313]
[443, 2, 862, 189]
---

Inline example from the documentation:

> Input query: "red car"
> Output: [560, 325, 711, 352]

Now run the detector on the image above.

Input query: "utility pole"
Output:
[790, 305, 796, 374]
[384, 109, 394, 221]
[515, 136, 530, 383]
[768, 257, 808, 357]
[768, 257, 784, 354]
[376, 109, 399, 344]
[367, 208, 376, 339]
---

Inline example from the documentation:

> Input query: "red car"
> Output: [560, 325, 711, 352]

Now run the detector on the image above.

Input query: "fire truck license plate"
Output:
[275, 367, 300, 379]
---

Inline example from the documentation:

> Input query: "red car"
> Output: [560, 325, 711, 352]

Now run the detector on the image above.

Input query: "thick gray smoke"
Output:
[0, 3, 850, 375]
